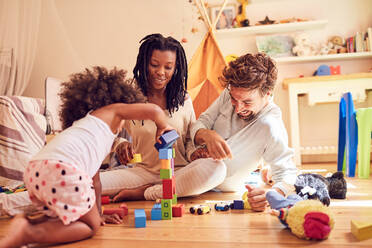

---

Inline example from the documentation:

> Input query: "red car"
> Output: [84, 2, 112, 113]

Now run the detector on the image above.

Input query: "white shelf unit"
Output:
[215, 20, 328, 37]
[275, 52, 372, 64]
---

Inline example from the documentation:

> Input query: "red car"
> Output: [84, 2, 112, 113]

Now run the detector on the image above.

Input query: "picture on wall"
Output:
[210, 5, 236, 30]
[256, 35, 295, 57]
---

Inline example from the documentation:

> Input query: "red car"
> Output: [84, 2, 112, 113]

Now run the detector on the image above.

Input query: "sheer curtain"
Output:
[0, 0, 41, 95]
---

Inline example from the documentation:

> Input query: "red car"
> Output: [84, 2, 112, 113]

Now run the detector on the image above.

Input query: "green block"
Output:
[161, 208, 172, 220]
[160, 169, 172, 179]
[161, 199, 172, 210]
[172, 194, 177, 205]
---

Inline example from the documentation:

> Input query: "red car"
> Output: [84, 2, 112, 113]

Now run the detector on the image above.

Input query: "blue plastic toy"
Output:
[154, 130, 179, 151]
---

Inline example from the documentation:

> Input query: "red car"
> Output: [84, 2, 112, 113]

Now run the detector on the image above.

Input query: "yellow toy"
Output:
[225, 54, 238, 64]
[271, 199, 334, 240]
[235, 0, 249, 27]
[128, 153, 142, 164]
[351, 220, 372, 241]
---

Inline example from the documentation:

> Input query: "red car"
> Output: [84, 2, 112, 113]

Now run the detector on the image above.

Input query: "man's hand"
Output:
[195, 129, 232, 160]
[190, 146, 210, 161]
[102, 214, 123, 225]
[245, 184, 267, 212]
[116, 141, 134, 165]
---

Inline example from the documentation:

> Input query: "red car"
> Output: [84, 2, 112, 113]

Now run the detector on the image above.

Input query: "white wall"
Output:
[23, 0, 372, 161]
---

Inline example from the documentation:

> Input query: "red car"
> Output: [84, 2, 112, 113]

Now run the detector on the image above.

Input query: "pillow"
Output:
[0, 96, 46, 188]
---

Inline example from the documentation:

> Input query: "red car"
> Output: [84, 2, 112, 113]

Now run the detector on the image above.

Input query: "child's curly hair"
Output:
[220, 53, 277, 96]
[59, 66, 145, 129]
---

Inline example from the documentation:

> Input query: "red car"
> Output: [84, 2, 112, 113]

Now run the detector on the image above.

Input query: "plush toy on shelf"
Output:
[327, 36, 347, 54]
[292, 33, 317, 57]
[266, 190, 335, 240]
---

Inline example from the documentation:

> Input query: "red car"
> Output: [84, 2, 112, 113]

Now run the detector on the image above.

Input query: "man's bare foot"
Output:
[0, 215, 31, 248]
[112, 184, 153, 202]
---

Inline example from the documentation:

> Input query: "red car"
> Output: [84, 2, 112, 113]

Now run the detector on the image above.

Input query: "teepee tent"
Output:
[188, 0, 229, 118]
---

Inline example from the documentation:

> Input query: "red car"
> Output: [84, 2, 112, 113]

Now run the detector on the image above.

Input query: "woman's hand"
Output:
[245, 184, 267, 212]
[115, 141, 134, 165]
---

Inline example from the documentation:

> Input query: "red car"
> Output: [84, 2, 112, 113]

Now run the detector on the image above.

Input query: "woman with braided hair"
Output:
[100, 34, 227, 201]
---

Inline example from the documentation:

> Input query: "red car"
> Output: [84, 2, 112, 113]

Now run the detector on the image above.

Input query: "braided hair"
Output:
[133, 33, 188, 114]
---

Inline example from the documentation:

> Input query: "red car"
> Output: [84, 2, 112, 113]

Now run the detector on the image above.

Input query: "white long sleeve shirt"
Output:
[190, 89, 297, 195]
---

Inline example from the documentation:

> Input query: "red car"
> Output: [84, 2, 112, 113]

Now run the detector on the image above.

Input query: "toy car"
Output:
[189, 205, 211, 215]
[214, 201, 231, 211]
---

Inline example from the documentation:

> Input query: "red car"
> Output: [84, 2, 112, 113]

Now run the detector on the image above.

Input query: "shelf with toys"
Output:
[214, 19, 328, 37]
[274, 51, 372, 64]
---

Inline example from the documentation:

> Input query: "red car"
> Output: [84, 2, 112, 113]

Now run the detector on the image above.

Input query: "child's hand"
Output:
[116, 141, 134, 165]
[102, 214, 123, 224]
[245, 184, 267, 212]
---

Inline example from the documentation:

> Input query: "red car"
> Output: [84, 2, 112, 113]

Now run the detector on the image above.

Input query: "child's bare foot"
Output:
[112, 184, 153, 202]
[0, 215, 31, 248]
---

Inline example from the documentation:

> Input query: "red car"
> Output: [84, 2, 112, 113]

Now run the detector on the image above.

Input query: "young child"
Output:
[0, 66, 173, 248]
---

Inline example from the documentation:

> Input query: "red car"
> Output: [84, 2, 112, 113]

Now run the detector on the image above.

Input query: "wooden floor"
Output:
[1, 163, 372, 247]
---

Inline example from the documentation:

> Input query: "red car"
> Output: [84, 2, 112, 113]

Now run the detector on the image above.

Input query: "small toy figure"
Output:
[214, 201, 231, 211]
[189, 204, 211, 215]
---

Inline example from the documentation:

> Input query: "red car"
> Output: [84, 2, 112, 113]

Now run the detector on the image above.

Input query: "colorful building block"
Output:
[160, 169, 172, 179]
[351, 220, 372, 241]
[134, 209, 146, 228]
[162, 178, 174, 199]
[159, 148, 174, 159]
[151, 208, 162, 220]
[172, 204, 185, 217]
[161, 199, 172, 220]
[160, 159, 171, 169]
[154, 130, 180, 151]
[172, 194, 177, 205]
[233, 200, 244, 209]
[128, 153, 142, 164]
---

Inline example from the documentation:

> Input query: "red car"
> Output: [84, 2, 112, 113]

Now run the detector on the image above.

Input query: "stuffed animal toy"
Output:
[295, 172, 347, 206]
[327, 36, 347, 54]
[292, 33, 317, 57]
[266, 191, 335, 240]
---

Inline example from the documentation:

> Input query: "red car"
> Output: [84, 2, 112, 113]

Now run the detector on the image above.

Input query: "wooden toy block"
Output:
[172, 176, 176, 194]
[351, 220, 372, 241]
[161, 199, 172, 210]
[172, 204, 185, 217]
[151, 208, 162, 220]
[160, 169, 172, 179]
[101, 195, 110, 205]
[162, 178, 174, 199]
[233, 200, 244, 209]
[119, 203, 128, 216]
[159, 148, 174, 159]
[161, 207, 172, 220]
[134, 209, 146, 228]
[154, 130, 180, 151]
[160, 159, 171, 169]
[103, 208, 127, 218]
[172, 194, 177, 205]
[128, 153, 142, 164]
[172, 147, 175, 157]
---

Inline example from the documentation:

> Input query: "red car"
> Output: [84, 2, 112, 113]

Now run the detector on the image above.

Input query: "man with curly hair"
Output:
[0, 66, 173, 248]
[190, 53, 297, 212]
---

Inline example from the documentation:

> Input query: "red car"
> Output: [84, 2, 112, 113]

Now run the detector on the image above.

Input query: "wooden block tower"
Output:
[155, 130, 179, 220]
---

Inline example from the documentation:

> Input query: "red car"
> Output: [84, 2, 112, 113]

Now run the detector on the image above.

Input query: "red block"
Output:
[172, 176, 176, 194]
[101, 195, 110, 205]
[119, 203, 128, 216]
[172, 204, 185, 217]
[103, 208, 127, 218]
[330, 65, 341, 75]
[162, 178, 174, 199]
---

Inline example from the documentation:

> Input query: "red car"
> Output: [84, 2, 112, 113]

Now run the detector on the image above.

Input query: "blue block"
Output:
[159, 148, 174, 159]
[233, 200, 244, 210]
[134, 209, 146, 228]
[314, 64, 331, 76]
[337, 92, 358, 177]
[153, 203, 161, 209]
[151, 208, 162, 220]
[154, 130, 179, 151]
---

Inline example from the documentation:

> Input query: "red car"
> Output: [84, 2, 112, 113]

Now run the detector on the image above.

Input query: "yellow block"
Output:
[128, 153, 142, 164]
[160, 159, 171, 169]
[351, 220, 372, 241]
